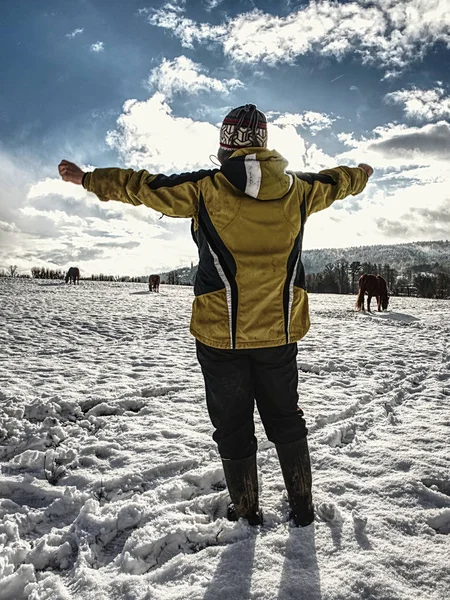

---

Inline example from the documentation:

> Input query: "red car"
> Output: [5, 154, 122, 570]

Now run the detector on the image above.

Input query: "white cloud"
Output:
[147, 56, 243, 99]
[0, 150, 171, 275]
[141, 7, 227, 49]
[300, 116, 450, 249]
[105, 93, 219, 172]
[338, 121, 450, 170]
[66, 28, 84, 38]
[0, 150, 29, 227]
[385, 86, 450, 121]
[205, 0, 225, 11]
[270, 111, 336, 134]
[28, 178, 92, 201]
[20, 205, 87, 231]
[145, 0, 450, 71]
[90, 41, 104, 53]
[303, 180, 450, 250]
[374, 191, 450, 241]
[0, 221, 19, 233]
[267, 123, 336, 172]
[105, 92, 337, 174]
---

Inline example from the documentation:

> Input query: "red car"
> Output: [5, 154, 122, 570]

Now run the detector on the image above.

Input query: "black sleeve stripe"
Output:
[294, 172, 337, 185]
[148, 169, 219, 190]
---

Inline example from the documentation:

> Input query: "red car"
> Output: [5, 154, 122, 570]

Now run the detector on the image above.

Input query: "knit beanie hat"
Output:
[219, 104, 268, 150]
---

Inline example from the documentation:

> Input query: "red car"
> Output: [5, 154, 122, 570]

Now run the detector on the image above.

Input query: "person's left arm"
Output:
[296, 166, 370, 217]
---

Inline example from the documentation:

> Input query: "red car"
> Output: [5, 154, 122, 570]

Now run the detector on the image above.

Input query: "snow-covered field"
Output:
[1, 279, 449, 600]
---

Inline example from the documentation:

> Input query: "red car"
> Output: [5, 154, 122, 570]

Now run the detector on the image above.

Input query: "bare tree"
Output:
[9, 265, 18, 277]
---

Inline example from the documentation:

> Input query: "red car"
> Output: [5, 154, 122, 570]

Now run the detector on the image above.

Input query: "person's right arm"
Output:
[58, 160, 216, 219]
[82, 168, 205, 218]
[295, 164, 373, 217]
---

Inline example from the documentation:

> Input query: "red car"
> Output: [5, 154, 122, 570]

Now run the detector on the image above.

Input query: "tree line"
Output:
[305, 260, 450, 299]
[0, 267, 145, 282]
[0, 266, 29, 278]
[1, 261, 449, 299]
[167, 271, 180, 285]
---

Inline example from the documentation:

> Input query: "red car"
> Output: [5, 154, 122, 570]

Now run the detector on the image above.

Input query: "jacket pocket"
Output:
[190, 289, 232, 348]
[289, 286, 310, 341]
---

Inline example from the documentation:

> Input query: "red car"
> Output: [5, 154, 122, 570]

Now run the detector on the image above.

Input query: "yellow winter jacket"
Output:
[83, 148, 368, 349]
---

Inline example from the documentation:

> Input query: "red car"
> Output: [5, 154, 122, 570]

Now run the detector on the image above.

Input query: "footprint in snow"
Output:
[427, 509, 450, 535]
[421, 478, 450, 497]
[323, 423, 357, 448]
[141, 385, 182, 398]
[120, 523, 226, 576]
[352, 510, 368, 531]
[316, 502, 339, 522]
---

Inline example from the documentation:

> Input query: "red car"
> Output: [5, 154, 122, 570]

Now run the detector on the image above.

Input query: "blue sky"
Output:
[1, 0, 449, 275]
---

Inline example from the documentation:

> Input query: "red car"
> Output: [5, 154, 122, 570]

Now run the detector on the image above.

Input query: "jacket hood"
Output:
[220, 147, 293, 201]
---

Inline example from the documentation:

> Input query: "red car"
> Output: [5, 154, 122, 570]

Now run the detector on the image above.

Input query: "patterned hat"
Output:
[220, 104, 268, 150]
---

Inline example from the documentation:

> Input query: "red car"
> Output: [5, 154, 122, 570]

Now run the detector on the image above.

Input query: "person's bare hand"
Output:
[58, 160, 85, 185]
[358, 163, 374, 178]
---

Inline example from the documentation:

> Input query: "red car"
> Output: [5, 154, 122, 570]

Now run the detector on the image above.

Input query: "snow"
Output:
[0, 279, 449, 600]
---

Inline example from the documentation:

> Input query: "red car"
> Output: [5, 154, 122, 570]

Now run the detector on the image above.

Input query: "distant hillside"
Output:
[158, 240, 450, 284]
[159, 265, 197, 285]
[302, 240, 450, 274]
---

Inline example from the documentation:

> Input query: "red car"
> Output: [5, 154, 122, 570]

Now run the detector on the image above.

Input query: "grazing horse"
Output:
[65, 266, 80, 284]
[355, 274, 389, 312]
[148, 274, 160, 292]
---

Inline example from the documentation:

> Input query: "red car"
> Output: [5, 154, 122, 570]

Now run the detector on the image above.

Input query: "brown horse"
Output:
[148, 274, 160, 292]
[355, 274, 389, 312]
[65, 267, 80, 284]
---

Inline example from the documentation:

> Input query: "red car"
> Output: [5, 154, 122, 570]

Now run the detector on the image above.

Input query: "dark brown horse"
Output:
[355, 274, 389, 312]
[65, 267, 80, 284]
[148, 274, 160, 292]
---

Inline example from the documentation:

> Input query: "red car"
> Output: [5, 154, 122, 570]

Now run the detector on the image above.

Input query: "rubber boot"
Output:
[276, 438, 314, 527]
[222, 454, 263, 526]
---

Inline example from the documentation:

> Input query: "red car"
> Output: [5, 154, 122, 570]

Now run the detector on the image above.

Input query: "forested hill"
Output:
[159, 240, 449, 285]
[302, 240, 450, 274]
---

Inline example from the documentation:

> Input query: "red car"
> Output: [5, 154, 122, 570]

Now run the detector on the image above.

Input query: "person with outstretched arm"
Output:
[59, 104, 373, 527]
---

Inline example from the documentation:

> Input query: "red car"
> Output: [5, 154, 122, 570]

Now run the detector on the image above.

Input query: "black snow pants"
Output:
[196, 340, 308, 460]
